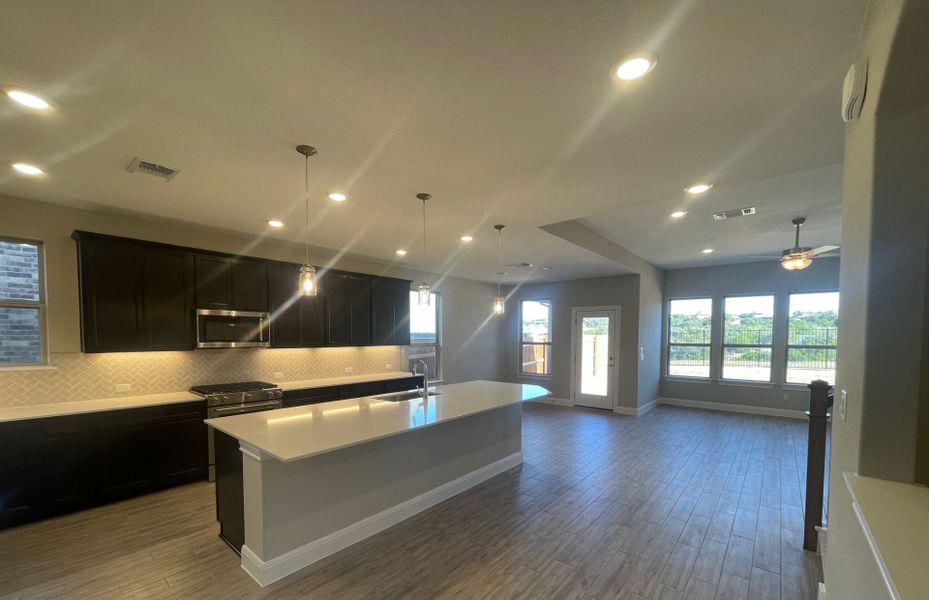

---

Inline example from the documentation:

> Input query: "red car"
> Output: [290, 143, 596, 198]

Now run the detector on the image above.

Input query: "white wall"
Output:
[660, 258, 840, 413]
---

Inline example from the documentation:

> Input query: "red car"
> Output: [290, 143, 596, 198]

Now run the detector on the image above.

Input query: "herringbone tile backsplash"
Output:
[0, 347, 407, 407]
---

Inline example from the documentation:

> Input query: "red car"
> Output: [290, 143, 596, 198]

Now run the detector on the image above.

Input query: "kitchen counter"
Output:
[207, 380, 548, 585]
[206, 380, 549, 462]
[0, 371, 416, 423]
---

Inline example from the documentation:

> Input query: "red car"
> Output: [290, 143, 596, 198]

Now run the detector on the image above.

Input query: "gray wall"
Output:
[501, 274, 641, 410]
[824, 0, 929, 597]
[0, 193, 506, 385]
[660, 258, 840, 413]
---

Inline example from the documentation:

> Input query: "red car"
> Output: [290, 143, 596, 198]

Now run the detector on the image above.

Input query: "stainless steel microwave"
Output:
[196, 309, 270, 348]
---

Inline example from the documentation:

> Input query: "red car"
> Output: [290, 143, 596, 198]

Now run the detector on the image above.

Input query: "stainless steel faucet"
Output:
[413, 359, 429, 398]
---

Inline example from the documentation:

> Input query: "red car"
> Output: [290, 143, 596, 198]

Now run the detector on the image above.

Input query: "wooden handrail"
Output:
[803, 379, 833, 551]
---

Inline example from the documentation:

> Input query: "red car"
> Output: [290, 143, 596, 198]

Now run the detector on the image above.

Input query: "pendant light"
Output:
[296, 145, 319, 296]
[493, 224, 506, 315]
[416, 193, 432, 306]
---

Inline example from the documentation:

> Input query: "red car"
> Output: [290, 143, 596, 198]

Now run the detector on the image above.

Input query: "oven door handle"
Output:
[211, 400, 281, 415]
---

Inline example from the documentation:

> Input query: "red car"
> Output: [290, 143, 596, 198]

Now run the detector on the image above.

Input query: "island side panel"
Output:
[246, 402, 522, 563]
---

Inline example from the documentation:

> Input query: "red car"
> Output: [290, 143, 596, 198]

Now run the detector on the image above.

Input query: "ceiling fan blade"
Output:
[808, 245, 840, 256]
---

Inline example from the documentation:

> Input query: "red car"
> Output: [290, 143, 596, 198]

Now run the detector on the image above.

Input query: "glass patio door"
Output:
[573, 309, 617, 410]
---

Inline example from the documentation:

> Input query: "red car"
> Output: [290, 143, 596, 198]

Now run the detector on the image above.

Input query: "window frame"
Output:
[785, 290, 839, 386]
[408, 290, 442, 380]
[720, 293, 776, 383]
[518, 297, 553, 377]
[0, 236, 48, 367]
[666, 296, 713, 380]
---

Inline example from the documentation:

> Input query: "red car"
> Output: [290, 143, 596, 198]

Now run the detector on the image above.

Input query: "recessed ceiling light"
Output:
[671, 210, 688, 218]
[395, 249, 407, 256]
[541, 266, 552, 271]
[12, 162, 44, 176]
[328, 192, 347, 202]
[686, 183, 713, 194]
[5, 88, 50, 110]
[702, 248, 715, 254]
[614, 51, 658, 81]
[267, 220, 284, 228]
[460, 235, 474, 242]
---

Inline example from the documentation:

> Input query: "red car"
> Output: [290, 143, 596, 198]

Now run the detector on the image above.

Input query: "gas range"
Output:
[190, 380, 282, 407]
[191, 380, 283, 481]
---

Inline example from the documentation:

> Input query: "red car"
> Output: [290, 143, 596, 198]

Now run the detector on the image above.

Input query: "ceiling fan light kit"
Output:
[778, 216, 839, 271]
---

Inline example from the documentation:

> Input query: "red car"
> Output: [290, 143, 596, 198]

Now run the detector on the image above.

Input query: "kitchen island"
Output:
[205, 380, 549, 586]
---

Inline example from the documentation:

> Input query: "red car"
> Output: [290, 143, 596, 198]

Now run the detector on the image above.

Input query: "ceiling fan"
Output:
[778, 217, 839, 270]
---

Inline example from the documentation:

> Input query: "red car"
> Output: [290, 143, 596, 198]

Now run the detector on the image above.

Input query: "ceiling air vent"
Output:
[127, 158, 180, 182]
[505, 262, 534, 268]
[713, 206, 756, 221]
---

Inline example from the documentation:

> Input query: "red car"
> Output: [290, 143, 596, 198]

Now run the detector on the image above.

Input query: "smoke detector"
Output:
[713, 206, 756, 221]
[127, 157, 180, 181]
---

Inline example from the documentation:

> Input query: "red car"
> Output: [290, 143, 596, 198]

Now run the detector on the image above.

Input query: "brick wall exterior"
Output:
[0, 241, 42, 364]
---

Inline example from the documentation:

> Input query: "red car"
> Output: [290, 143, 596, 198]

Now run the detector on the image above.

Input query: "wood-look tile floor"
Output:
[0, 404, 823, 600]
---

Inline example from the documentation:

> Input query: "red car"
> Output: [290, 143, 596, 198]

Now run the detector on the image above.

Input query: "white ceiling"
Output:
[0, 0, 865, 282]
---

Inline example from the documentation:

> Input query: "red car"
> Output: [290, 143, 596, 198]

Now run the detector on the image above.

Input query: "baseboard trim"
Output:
[240, 450, 524, 587]
[658, 397, 807, 419]
[612, 399, 657, 416]
[527, 396, 574, 407]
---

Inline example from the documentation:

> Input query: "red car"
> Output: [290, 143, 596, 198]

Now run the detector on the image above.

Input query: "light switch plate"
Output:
[115, 383, 131, 392]
[840, 389, 848, 421]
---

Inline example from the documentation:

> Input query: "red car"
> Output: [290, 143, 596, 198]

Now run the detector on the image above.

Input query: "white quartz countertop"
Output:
[0, 391, 202, 423]
[844, 472, 929, 600]
[205, 380, 549, 462]
[0, 371, 417, 423]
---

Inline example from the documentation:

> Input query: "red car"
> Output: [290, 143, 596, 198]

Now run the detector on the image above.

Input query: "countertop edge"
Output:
[206, 381, 550, 462]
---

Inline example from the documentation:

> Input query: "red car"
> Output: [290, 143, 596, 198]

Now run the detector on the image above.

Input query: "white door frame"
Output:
[570, 305, 621, 410]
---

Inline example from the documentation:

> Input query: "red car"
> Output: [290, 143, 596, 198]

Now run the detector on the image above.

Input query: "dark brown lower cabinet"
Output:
[0, 402, 208, 531]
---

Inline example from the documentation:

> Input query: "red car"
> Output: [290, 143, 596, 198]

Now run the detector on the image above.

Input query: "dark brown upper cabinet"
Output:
[372, 277, 411, 346]
[194, 254, 268, 312]
[74, 231, 410, 353]
[268, 262, 326, 347]
[325, 271, 372, 346]
[74, 232, 195, 353]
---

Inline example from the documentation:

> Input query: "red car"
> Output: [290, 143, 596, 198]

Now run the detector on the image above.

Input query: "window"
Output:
[787, 292, 839, 385]
[409, 291, 440, 379]
[722, 295, 774, 381]
[0, 238, 45, 365]
[668, 298, 712, 378]
[520, 299, 552, 375]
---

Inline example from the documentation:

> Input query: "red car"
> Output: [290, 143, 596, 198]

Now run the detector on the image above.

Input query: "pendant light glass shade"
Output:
[296, 145, 319, 296]
[493, 224, 506, 316]
[416, 193, 431, 306]
[299, 264, 318, 296]
[417, 281, 431, 306]
[493, 295, 505, 315]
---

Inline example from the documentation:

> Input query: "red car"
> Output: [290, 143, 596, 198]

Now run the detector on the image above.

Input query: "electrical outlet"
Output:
[840, 389, 848, 421]
[115, 383, 131, 393]
[273, 371, 284, 380]
[783, 392, 789, 401]
[344, 366, 354, 373]
[385, 363, 393, 370]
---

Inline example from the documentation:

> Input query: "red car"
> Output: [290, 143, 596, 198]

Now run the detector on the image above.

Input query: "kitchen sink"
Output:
[374, 390, 441, 402]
